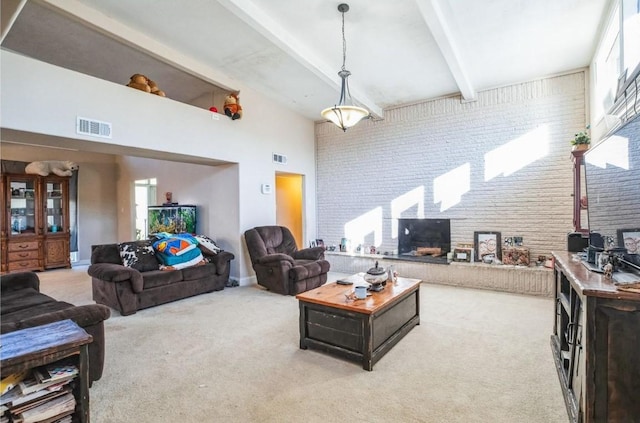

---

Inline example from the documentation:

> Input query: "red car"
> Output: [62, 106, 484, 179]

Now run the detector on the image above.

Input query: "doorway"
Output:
[275, 173, 304, 248]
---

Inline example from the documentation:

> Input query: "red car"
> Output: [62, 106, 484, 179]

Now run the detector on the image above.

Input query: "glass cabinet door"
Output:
[45, 180, 66, 234]
[9, 177, 37, 235]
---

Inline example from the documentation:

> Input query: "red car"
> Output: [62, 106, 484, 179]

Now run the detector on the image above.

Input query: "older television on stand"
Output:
[583, 113, 640, 281]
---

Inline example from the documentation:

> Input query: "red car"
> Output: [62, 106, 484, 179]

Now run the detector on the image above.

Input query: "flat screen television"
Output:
[584, 114, 640, 271]
[397, 218, 451, 255]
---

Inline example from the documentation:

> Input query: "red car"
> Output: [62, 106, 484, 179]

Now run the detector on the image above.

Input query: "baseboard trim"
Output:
[238, 275, 256, 287]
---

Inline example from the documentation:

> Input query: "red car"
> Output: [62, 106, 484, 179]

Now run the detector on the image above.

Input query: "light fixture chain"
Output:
[341, 8, 347, 71]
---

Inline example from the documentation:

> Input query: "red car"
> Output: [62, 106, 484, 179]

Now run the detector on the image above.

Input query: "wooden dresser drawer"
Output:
[8, 241, 39, 252]
[8, 250, 40, 261]
[8, 259, 41, 272]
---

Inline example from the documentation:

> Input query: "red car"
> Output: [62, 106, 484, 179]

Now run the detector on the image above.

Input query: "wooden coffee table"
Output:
[296, 275, 421, 370]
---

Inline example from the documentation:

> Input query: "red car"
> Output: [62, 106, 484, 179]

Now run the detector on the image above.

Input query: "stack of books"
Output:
[0, 363, 78, 423]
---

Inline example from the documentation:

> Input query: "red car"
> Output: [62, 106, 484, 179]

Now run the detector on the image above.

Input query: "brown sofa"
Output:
[88, 242, 234, 316]
[244, 226, 330, 295]
[0, 271, 111, 385]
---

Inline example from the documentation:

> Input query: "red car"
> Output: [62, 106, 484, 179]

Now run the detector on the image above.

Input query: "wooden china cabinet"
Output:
[1, 173, 71, 273]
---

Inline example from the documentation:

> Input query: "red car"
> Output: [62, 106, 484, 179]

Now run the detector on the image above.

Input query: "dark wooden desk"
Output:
[297, 276, 421, 370]
[1, 319, 93, 423]
[551, 252, 640, 423]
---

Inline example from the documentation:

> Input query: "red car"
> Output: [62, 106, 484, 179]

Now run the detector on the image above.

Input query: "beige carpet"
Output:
[37, 267, 568, 423]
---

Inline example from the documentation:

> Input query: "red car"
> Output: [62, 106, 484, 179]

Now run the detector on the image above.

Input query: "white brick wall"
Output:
[315, 72, 586, 261]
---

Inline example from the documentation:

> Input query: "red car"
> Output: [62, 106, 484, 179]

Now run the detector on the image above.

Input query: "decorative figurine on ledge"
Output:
[224, 92, 243, 120]
[25, 160, 79, 177]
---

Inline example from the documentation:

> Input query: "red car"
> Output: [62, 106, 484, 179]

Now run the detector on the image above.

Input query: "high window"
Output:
[593, 0, 640, 121]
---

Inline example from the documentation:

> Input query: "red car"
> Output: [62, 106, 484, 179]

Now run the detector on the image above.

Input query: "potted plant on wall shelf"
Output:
[571, 125, 591, 151]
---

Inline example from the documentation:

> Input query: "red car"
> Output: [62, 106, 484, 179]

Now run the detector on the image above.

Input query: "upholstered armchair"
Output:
[244, 226, 330, 295]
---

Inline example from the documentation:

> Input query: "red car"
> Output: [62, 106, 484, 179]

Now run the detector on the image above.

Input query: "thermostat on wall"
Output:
[261, 184, 272, 194]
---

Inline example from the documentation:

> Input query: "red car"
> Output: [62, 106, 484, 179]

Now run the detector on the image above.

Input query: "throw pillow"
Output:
[118, 241, 160, 272]
[195, 234, 221, 255]
[152, 235, 197, 257]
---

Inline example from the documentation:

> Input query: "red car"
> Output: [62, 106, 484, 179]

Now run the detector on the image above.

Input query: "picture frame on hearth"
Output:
[474, 231, 501, 262]
[503, 236, 523, 248]
[453, 244, 473, 262]
[617, 228, 640, 255]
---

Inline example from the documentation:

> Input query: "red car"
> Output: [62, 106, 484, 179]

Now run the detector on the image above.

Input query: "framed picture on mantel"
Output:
[618, 228, 640, 255]
[474, 231, 501, 263]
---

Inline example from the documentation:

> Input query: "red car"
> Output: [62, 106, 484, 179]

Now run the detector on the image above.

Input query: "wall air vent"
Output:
[76, 116, 112, 139]
[272, 153, 287, 164]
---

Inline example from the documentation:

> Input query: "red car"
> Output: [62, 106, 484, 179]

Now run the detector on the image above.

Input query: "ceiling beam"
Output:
[415, 0, 476, 101]
[1, 0, 27, 44]
[217, 0, 383, 118]
[38, 0, 238, 91]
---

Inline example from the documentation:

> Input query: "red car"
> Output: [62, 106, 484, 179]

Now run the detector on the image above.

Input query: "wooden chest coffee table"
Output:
[296, 275, 421, 370]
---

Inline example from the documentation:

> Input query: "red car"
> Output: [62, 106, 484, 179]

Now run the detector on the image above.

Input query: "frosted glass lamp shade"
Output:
[321, 105, 369, 131]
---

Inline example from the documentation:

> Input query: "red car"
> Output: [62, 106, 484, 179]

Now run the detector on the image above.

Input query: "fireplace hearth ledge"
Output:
[325, 251, 553, 297]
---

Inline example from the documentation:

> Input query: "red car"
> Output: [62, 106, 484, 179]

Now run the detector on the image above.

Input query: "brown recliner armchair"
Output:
[244, 226, 330, 295]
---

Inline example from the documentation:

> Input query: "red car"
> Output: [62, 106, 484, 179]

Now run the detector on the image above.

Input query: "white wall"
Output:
[315, 71, 587, 261]
[1, 50, 317, 282]
[114, 156, 240, 276]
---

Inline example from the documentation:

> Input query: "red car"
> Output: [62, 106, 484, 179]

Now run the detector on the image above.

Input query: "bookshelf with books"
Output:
[0, 320, 92, 423]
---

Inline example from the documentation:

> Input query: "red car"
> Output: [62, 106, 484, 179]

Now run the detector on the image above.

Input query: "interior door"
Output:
[275, 173, 303, 249]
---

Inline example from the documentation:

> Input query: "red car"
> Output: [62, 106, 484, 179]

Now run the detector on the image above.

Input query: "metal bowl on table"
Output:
[363, 261, 388, 291]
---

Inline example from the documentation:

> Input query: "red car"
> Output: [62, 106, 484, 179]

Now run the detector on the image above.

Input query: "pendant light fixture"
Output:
[320, 3, 369, 131]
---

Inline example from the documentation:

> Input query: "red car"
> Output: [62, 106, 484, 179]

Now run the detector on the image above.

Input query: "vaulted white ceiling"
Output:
[1, 0, 610, 121]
